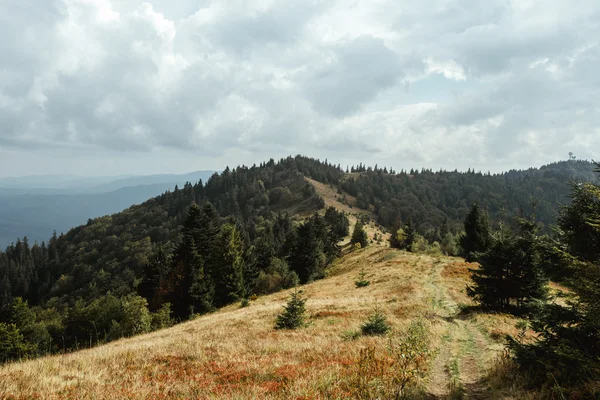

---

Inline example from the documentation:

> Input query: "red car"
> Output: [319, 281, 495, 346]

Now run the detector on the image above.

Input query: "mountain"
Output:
[0, 171, 216, 195]
[0, 156, 596, 367]
[0, 171, 216, 246]
[1, 155, 599, 398]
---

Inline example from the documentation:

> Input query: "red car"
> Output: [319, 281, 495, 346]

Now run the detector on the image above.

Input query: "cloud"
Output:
[0, 0, 599, 176]
[303, 35, 402, 117]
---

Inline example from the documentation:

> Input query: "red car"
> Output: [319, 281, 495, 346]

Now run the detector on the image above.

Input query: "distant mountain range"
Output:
[0, 171, 216, 246]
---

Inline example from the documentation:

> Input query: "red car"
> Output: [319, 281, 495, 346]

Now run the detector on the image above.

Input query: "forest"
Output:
[0, 155, 597, 383]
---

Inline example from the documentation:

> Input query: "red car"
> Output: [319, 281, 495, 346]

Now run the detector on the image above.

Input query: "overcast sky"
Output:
[0, 0, 598, 178]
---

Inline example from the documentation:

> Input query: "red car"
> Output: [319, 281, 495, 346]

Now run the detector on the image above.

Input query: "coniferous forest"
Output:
[0, 154, 597, 390]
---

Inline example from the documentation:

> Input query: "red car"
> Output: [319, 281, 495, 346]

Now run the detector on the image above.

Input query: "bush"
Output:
[255, 258, 299, 295]
[120, 294, 152, 337]
[240, 298, 250, 308]
[361, 308, 390, 336]
[274, 289, 307, 330]
[151, 303, 173, 330]
[355, 268, 370, 288]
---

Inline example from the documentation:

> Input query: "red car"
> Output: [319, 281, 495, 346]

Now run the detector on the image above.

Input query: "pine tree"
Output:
[288, 214, 327, 283]
[511, 170, 600, 388]
[139, 247, 170, 311]
[274, 289, 306, 330]
[404, 221, 416, 252]
[467, 219, 547, 311]
[459, 203, 491, 261]
[351, 220, 369, 248]
[213, 223, 245, 306]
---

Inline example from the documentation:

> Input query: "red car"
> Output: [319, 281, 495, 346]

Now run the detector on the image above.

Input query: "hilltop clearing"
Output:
[0, 246, 525, 399]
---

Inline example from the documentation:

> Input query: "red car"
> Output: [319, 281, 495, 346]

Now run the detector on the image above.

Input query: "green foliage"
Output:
[389, 221, 415, 251]
[240, 298, 250, 308]
[254, 258, 298, 295]
[441, 232, 458, 256]
[361, 308, 391, 336]
[213, 223, 245, 306]
[351, 220, 369, 248]
[274, 289, 307, 330]
[388, 320, 433, 394]
[120, 294, 152, 337]
[0, 157, 349, 361]
[287, 211, 348, 283]
[354, 268, 370, 288]
[467, 219, 548, 312]
[510, 167, 600, 391]
[459, 203, 492, 261]
[0, 323, 31, 362]
[343, 160, 597, 240]
[150, 303, 173, 330]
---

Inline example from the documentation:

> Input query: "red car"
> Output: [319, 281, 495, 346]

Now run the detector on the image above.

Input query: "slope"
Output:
[0, 244, 523, 399]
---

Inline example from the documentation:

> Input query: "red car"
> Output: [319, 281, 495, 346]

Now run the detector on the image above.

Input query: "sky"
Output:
[0, 0, 599, 178]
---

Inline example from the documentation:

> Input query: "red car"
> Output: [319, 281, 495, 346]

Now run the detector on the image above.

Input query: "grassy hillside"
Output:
[0, 242, 529, 399]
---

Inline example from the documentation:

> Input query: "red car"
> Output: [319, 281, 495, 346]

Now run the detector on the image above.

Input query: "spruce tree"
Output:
[351, 220, 369, 248]
[213, 223, 245, 306]
[274, 289, 307, 330]
[139, 247, 170, 311]
[288, 214, 327, 283]
[459, 203, 491, 261]
[511, 172, 600, 388]
[467, 219, 547, 311]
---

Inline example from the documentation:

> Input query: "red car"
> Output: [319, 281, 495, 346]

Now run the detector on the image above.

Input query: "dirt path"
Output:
[424, 258, 500, 399]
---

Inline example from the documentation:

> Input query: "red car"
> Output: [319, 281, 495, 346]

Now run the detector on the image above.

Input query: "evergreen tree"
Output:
[139, 247, 170, 311]
[287, 214, 327, 282]
[511, 170, 600, 389]
[459, 203, 491, 261]
[351, 220, 369, 248]
[440, 217, 450, 238]
[213, 223, 245, 306]
[467, 219, 547, 311]
[404, 221, 416, 252]
[274, 289, 306, 330]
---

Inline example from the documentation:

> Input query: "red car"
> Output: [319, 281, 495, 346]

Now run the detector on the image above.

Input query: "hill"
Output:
[0, 243, 539, 399]
[0, 171, 216, 247]
[0, 156, 596, 376]
[339, 160, 597, 237]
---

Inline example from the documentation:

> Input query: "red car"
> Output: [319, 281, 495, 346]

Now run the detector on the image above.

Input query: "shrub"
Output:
[151, 303, 173, 330]
[355, 268, 370, 288]
[361, 308, 390, 336]
[240, 298, 250, 308]
[120, 294, 152, 337]
[274, 289, 307, 330]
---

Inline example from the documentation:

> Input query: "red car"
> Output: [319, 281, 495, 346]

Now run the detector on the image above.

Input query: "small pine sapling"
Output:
[355, 268, 370, 288]
[361, 306, 391, 336]
[274, 289, 307, 330]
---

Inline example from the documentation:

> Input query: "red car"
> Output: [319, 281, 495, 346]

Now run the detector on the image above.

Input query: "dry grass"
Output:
[0, 246, 536, 399]
[0, 247, 429, 399]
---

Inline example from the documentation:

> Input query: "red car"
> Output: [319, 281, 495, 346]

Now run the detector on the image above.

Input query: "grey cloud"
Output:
[0, 0, 599, 175]
[303, 36, 402, 117]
